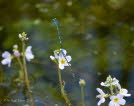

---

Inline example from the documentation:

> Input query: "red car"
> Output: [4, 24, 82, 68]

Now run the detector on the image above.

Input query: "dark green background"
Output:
[0, 0, 134, 106]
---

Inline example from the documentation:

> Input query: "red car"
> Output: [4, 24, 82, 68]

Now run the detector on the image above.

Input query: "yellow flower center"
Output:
[60, 59, 66, 64]
[114, 98, 119, 102]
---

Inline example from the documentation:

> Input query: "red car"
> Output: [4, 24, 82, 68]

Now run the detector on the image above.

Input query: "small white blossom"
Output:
[1, 51, 12, 67]
[109, 94, 126, 106]
[101, 77, 119, 87]
[50, 49, 72, 70]
[117, 84, 131, 97]
[19, 32, 29, 41]
[25, 46, 34, 61]
[119, 88, 131, 97]
[96, 88, 106, 105]
[58, 49, 72, 70]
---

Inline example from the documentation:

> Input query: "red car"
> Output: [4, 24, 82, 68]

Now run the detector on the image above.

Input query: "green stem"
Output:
[81, 86, 85, 106]
[17, 57, 23, 70]
[16, 57, 24, 80]
[58, 68, 71, 106]
[110, 84, 114, 95]
[22, 41, 34, 106]
[16, 56, 28, 104]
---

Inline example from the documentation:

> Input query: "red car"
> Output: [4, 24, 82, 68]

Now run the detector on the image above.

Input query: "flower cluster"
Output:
[1, 33, 34, 67]
[19, 32, 29, 41]
[50, 49, 72, 70]
[96, 75, 131, 106]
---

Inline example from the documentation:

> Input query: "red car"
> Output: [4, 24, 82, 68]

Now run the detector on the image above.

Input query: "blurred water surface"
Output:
[0, 0, 134, 106]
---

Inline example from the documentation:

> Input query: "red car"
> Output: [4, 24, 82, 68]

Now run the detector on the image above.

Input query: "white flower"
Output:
[119, 88, 131, 97]
[1, 51, 12, 67]
[109, 94, 126, 106]
[58, 49, 72, 70]
[96, 88, 106, 105]
[25, 46, 34, 61]
[101, 78, 119, 87]
[117, 84, 131, 97]
[50, 49, 72, 70]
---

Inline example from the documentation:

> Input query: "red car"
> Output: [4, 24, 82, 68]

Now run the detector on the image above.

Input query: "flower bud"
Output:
[79, 79, 86, 86]
[13, 44, 18, 49]
[19, 32, 29, 41]
[50, 55, 55, 60]
[14, 51, 21, 56]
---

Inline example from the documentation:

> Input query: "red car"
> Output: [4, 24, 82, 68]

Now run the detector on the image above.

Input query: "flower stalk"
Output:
[58, 68, 71, 106]
[22, 41, 34, 106]
[79, 79, 86, 106]
[52, 19, 72, 106]
[16, 57, 24, 80]
[81, 86, 85, 106]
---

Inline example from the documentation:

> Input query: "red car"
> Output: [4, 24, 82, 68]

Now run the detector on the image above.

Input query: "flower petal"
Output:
[25, 46, 32, 53]
[100, 82, 110, 87]
[2, 51, 11, 58]
[119, 99, 126, 105]
[25, 53, 34, 61]
[25, 46, 34, 61]
[66, 56, 72, 62]
[97, 98, 105, 105]
[109, 101, 116, 106]
[112, 78, 119, 85]
[59, 64, 64, 70]
[124, 93, 131, 97]
[117, 83, 121, 89]
[110, 95, 116, 100]
[96, 94, 101, 98]
[64, 63, 71, 66]
[96, 88, 105, 95]
[117, 94, 124, 98]
[54, 51, 59, 59]
[1, 58, 11, 67]
[60, 49, 67, 55]
[122, 89, 128, 94]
